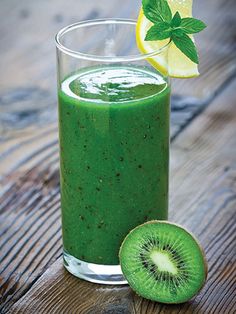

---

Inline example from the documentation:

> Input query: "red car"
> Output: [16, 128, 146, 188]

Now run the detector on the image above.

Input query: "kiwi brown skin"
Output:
[119, 220, 208, 304]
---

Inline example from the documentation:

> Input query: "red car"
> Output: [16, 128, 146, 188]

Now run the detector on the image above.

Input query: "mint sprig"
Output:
[142, 0, 206, 64]
[172, 32, 199, 64]
[142, 0, 172, 24]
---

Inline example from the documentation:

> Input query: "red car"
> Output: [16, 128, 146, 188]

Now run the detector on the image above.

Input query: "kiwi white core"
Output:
[150, 250, 178, 275]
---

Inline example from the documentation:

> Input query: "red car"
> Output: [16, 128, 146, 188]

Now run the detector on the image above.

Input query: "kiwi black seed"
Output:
[119, 220, 208, 304]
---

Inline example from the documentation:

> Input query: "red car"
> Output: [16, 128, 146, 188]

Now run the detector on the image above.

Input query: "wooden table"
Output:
[0, 0, 236, 313]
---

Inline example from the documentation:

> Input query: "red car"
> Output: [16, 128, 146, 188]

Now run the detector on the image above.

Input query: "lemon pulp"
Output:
[136, 0, 199, 78]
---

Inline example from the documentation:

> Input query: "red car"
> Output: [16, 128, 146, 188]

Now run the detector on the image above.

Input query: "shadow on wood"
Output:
[9, 260, 209, 314]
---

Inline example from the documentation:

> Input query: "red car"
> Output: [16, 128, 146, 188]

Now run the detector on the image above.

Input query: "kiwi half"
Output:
[119, 220, 208, 304]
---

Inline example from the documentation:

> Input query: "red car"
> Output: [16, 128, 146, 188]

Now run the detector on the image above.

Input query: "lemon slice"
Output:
[136, 0, 199, 78]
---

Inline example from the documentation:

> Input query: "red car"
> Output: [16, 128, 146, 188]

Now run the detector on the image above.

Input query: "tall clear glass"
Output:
[55, 19, 170, 285]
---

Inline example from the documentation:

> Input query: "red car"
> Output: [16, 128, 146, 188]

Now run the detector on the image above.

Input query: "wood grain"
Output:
[0, 0, 236, 312]
[0, 101, 202, 312]
[0, 0, 236, 135]
[7, 77, 236, 314]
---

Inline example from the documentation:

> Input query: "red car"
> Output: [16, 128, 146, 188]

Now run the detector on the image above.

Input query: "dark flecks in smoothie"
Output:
[78, 186, 83, 191]
[116, 173, 120, 177]
[79, 215, 85, 220]
[66, 112, 70, 115]
[78, 120, 85, 129]
[59, 66, 169, 264]
[97, 220, 105, 229]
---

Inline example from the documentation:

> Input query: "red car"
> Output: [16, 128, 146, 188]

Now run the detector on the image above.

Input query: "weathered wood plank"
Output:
[0, 98, 207, 311]
[0, 0, 236, 312]
[0, 0, 235, 136]
[6, 78, 236, 314]
[0, 0, 138, 136]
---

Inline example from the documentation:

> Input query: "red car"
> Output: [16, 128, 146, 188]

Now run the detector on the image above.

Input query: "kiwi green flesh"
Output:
[119, 221, 207, 304]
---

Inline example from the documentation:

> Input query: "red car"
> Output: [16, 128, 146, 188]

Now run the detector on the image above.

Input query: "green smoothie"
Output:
[58, 65, 170, 265]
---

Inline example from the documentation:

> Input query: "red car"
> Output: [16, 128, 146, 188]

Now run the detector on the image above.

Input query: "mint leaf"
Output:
[172, 28, 184, 37]
[142, 0, 172, 24]
[172, 33, 199, 64]
[145, 22, 171, 40]
[171, 12, 181, 27]
[141, 0, 206, 66]
[180, 18, 207, 34]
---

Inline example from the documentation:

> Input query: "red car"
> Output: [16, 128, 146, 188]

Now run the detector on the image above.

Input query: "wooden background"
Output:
[0, 0, 236, 313]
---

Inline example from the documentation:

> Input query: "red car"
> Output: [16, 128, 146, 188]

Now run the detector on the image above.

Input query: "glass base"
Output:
[63, 251, 127, 285]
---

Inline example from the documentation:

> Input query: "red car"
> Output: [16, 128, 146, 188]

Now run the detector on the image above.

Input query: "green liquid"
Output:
[58, 65, 170, 265]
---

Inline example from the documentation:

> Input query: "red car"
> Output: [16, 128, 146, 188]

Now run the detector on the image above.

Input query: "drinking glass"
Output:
[55, 19, 170, 284]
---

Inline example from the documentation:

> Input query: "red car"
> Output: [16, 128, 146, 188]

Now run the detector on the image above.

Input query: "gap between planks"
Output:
[7, 78, 236, 314]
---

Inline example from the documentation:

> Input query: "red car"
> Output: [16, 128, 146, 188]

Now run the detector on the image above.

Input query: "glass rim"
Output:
[55, 18, 170, 62]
